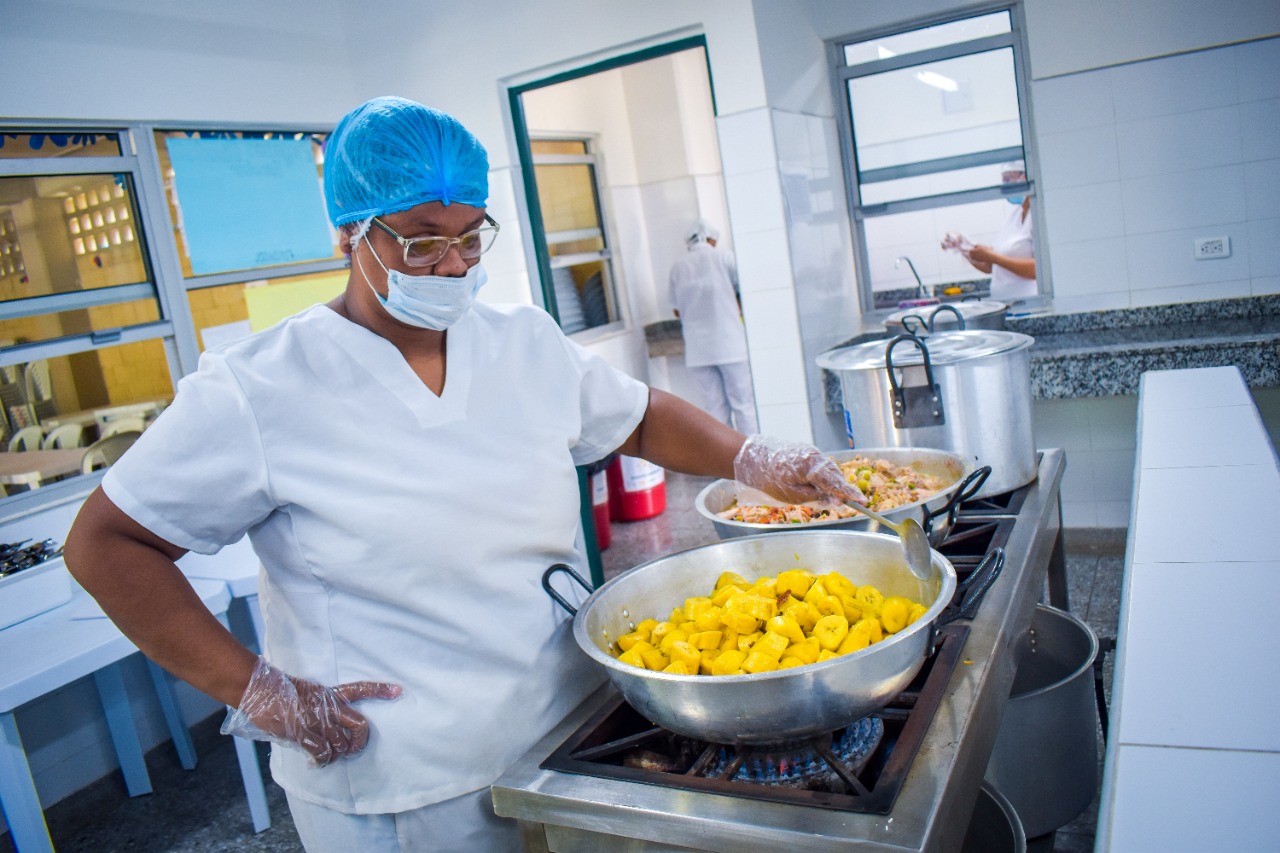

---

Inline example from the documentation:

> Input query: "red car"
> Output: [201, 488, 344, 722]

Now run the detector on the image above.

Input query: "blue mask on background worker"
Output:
[1000, 160, 1026, 207]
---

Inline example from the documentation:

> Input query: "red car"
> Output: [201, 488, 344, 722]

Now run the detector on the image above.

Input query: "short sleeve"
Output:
[547, 321, 648, 466]
[102, 354, 276, 554]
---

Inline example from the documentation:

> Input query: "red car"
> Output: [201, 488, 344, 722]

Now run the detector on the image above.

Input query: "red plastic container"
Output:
[607, 455, 666, 521]
[590, 467, 611, 550]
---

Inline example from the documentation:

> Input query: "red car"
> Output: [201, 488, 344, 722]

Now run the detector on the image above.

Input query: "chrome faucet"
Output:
[895, 256, 929, 299]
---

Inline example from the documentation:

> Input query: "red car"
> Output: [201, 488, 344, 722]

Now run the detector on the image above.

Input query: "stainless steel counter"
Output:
[492, 449, 1066, 853]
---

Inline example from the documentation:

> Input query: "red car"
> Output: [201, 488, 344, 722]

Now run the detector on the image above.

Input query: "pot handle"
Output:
[937, 547, 1005, 627]
[885, 334, 946, 429]
[928, 304, 965, 332]
[542, 563, 594, 616]
[923, 465, 992, 537]
[900, 314, 928, 336]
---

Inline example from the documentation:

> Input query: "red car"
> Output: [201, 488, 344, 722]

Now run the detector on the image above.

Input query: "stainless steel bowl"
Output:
[559, 530, 958, 744]
[696, 447, 977, 546]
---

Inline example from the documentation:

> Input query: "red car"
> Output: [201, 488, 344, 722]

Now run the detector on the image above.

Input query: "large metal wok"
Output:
[544, 531, 1001, 745]
[695, 447, 990, 547]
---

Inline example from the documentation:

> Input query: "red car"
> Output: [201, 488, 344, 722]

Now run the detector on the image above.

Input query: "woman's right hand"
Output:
[733, 434, 866, 505]
[221, 657, 402, 767]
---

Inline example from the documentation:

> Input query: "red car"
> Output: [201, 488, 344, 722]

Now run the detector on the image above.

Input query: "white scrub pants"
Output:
[690, 361, 758, 434]
[286, 787, 522, 853]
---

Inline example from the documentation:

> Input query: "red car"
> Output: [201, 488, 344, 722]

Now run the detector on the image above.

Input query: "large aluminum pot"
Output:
[816, 330, 1036, 498]
[884, 300, 1009, 335]
[545, 530, 957, 745]
[695, 447, 991, 547]
[985, 605, 1099, 838]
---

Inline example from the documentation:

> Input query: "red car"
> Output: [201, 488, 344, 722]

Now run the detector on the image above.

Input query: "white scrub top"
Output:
[988, 203, 1036, 301]
[668, 243, 749, 367]
[103, 301, 648, 814]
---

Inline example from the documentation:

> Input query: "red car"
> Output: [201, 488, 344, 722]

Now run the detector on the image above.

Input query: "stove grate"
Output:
[541, 624, 969, 814]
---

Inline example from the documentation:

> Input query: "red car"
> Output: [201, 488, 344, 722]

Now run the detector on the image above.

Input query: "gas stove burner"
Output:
[541, 623, 970, 814]
[703, 717, 884, 790]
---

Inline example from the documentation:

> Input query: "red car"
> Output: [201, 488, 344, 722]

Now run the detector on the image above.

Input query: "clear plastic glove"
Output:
[941, 231, 972, 252]
[733, 434, 867, 506]
[221, 657, 402, 767]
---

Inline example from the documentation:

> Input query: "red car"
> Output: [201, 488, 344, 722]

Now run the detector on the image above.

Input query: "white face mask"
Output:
[357, 234, 487, 330]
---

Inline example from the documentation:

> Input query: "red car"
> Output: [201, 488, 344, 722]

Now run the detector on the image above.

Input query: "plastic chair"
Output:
[41, 423, 86, 450]
[100, 416, 148, 438]
[7, 426, 44, 453]
[80, 431, 142, 474]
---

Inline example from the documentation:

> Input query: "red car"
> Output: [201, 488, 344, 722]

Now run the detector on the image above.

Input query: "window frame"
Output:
[0, 116, 341, 518]
[529, 132, 625, 339]
[828, 4, 1047, 312]
[507, 34, 711, 340]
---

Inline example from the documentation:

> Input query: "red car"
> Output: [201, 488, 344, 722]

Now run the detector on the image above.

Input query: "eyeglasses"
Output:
[369, 214, 500, 267]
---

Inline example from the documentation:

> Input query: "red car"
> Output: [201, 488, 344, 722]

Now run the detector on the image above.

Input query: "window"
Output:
[528, 137, 619, 334]
[0, 120, 343, 506]
[832, 8, 1039, 308]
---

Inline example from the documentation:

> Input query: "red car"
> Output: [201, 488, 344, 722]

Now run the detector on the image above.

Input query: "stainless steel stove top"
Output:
[493, 449, 1066, 853]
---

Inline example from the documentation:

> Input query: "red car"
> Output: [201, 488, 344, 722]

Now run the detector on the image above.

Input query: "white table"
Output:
[1095, 366, 1280, 851]
[0, 449, 85, 488]
[0, 576, 254, 851]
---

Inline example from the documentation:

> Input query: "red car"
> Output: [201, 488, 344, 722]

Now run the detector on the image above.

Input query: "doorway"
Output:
[508, 37, 746, 410]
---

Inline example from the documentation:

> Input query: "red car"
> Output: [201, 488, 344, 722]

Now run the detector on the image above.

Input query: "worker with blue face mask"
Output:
[63, 96, 865, 852]
[943, 160, 1036, 302]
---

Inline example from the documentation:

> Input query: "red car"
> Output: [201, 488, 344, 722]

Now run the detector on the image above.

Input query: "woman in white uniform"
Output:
[63, 97, 864, 852]
[945, 160, 1036, 302]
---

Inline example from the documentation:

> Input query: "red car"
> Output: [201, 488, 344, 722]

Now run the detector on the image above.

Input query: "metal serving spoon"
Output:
[845, 501, 933, 581]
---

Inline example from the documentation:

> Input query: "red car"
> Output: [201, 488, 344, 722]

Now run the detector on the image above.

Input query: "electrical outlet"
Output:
[1194, 236, 1231, 260]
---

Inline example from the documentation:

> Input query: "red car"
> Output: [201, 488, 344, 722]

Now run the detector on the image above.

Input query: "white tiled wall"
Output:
[1034, 37, 1280, 311]
[718, 107, 814, 441]
[1033, 395, 1139, 528]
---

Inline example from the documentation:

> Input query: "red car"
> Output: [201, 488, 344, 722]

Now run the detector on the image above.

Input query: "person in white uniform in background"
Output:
[63, 96, 864, 853]
[942, 160, 1036, 302]
[668, 219, 758, 435]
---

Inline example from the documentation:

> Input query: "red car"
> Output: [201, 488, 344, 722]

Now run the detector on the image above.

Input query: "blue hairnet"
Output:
[323, 96, 489, 226]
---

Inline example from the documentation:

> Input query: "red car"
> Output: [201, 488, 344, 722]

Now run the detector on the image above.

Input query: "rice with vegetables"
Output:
[717, 455, 950, 525]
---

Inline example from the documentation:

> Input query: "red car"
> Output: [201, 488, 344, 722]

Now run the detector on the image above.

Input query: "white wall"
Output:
[1026, 0, 1280, 79]
[1033, 37, 1280, 312]
[2, 0, 357, 123]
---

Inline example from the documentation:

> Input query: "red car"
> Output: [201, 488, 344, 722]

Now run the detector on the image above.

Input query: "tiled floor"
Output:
[2, 472, 1124, 852]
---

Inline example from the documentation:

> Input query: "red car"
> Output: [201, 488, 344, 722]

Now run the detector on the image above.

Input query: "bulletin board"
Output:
[167, 138, 333, 275]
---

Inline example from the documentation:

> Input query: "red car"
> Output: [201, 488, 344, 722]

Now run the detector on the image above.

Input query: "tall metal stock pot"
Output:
[816, 330, 1037, 498]
[543, 530, 957, 745]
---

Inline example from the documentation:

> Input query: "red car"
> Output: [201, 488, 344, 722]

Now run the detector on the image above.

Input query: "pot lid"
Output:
[816, 330, 1034, 371]
[883, 300, 1008, 326]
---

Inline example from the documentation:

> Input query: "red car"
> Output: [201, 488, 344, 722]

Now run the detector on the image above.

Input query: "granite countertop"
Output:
[818, 294, 1280, 410]
[1014, 295, 1280, 398]
[646, 294, 1280, 409]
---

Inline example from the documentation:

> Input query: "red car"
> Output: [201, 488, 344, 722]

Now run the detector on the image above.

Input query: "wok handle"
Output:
[542, 563, 594, 616]
[939, 547, 1005, 627]
[923, 465, 992, 536]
